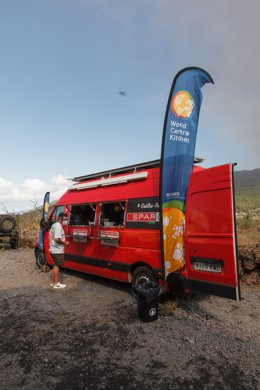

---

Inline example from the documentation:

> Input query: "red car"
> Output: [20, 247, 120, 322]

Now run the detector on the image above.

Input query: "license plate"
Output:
[192, 261, 222, 273]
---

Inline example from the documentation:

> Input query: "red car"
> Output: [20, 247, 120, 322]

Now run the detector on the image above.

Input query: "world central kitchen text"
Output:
[169, 120, 190, 143]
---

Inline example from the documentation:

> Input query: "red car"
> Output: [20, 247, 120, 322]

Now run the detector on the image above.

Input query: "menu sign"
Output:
[73, 227, 90, 243]
[100, 230, 120, 247]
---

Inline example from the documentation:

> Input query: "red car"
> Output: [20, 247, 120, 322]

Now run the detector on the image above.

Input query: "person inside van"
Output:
[112, 204, 122, 226]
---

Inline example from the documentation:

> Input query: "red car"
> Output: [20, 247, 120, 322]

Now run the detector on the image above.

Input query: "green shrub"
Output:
[237, 213, 253, 229]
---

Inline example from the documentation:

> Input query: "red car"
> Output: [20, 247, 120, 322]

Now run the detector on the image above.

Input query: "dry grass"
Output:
[237, 219, 260, 246]
[237, 227, 260, 246]
[18, 209, 42, 248]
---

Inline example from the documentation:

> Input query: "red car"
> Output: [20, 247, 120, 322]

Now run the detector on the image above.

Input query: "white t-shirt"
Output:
[49, 222, 65, 254]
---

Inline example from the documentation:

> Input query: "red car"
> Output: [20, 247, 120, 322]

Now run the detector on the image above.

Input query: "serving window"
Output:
[100, 202, 126, 227]
[69, 204, 97, 226]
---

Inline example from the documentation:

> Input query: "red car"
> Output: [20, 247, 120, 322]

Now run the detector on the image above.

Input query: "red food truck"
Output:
[35, 159, 240, 301]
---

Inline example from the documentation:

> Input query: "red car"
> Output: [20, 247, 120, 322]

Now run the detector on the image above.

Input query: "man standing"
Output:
[49, 212, 69, 289]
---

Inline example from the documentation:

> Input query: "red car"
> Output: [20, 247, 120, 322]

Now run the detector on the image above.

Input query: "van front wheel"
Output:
[132, 266, 156, 286]
[36, 250, 46, 269]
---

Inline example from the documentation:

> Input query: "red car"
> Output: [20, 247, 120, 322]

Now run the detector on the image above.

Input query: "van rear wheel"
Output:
[132, 266, 156, 286]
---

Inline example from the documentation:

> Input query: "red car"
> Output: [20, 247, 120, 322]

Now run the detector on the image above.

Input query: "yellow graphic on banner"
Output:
[44, 202, 49, 214]
[171, 90, 195, 119]
[163, 208, 185, 276]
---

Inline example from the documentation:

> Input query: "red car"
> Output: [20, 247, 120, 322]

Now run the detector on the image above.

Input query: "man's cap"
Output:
[58, 212, 68, 219]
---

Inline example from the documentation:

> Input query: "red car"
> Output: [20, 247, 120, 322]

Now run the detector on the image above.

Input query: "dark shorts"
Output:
[51, 253, 64, 266]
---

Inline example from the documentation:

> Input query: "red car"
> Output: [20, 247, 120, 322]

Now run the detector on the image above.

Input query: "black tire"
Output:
[0, 215, 16, 233]
[10, 240, 19, 249]
[132, 266, 156, 286]
[36, 250, 47, 269]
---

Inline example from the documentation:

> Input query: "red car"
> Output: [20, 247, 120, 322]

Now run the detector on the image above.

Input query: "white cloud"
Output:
[0, 175, 70, 213]
[0, 177, 15, 196]
[51, 175, 71, 200]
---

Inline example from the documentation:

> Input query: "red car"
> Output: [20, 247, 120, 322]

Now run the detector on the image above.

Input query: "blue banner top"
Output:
[161, 67, 213, 208]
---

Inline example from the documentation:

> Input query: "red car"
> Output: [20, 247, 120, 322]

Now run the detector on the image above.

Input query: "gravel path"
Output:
[0, 248, 260, 389]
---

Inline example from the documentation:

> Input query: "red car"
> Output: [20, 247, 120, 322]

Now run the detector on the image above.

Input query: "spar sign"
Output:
[127, 212, 160, 222]
[160, 67, 214, 278]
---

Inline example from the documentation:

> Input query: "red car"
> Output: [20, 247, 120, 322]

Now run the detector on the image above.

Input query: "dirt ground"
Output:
[0, 248, 260, 390]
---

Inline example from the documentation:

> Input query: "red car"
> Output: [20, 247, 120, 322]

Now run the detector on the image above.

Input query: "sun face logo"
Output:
[171, 90, 195, 119]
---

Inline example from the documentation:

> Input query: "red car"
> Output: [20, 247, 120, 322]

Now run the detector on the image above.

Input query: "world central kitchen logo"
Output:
[171, 90, 195, 119]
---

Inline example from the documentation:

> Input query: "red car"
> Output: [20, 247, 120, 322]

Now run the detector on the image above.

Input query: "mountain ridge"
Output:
[234, 168, 260, 189]
[234, 168, 260, 211]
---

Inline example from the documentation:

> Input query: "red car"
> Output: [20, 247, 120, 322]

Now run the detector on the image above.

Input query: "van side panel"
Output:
[44, 164, 215, 286]
[53, 167, 163, 283]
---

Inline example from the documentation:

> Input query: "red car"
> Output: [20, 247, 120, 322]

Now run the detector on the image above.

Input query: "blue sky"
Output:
[1, 0, 259, 212]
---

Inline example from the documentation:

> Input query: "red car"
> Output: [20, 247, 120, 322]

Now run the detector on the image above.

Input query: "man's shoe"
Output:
[53, 283, 66, 289]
